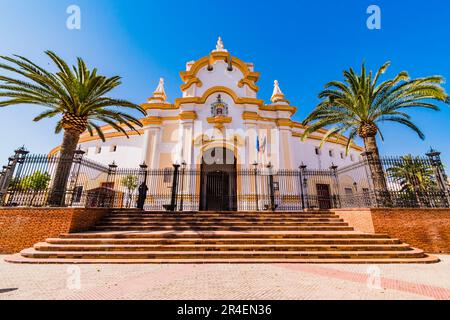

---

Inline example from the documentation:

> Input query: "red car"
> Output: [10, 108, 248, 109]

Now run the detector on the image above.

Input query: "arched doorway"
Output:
[200, 147, 237, 211]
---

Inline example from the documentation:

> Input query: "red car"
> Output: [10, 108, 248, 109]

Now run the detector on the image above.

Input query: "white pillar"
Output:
[180, 121, 194, 165]
[278, 127, 293, 170]
[245, 122, 258, 167]
[142, 126, 161, 169]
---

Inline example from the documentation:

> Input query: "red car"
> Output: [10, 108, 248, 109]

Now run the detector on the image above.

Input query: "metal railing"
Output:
[0, 148, 448, 210]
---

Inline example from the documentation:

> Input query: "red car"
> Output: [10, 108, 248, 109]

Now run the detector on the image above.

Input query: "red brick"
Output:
[0, 208, 110, 253]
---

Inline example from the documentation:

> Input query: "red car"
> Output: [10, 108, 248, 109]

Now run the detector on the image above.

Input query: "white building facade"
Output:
[50, 38, 363, 171]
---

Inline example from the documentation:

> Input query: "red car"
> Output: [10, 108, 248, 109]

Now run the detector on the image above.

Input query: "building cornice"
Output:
[237, 78, 259, 92]
[48, 130, 145, 157]
[179, 111, 198, 120]
[180, 78, 203, 91]
[179, 51, 260, 84]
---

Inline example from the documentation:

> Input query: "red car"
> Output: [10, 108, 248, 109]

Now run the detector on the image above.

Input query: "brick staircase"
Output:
[6, 210, 439, 264]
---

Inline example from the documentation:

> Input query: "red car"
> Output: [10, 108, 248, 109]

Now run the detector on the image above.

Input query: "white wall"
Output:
[80, 135, 144, 168]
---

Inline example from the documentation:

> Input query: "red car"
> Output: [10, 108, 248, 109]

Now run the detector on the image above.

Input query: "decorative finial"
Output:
[150, 77, 167, 102]
[271, 80, 286, 103]
[213, 36, 227, 52]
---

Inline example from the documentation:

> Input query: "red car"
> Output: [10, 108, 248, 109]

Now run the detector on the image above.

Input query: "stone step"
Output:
[101, 217, 345, 223]
[19, 247, 427, 260]
[34, 243, 413, 252]
[46, 237, 402, 245]
[59, 231, 391, 239]
[93, 225, 355, 231]
[95, 221, 349, 227]
[110, 210, 334, 215]
[7, 254, 439, 264]
[107, 213, 340, 219]
[7, 209, 438, 265]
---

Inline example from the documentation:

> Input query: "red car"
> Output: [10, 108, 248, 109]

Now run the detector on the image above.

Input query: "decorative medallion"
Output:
[210, 94, 229, 117]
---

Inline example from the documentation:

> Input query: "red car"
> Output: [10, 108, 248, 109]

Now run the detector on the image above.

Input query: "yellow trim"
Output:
[237, 78, 259, 92]
[142, 87, 297, 114]
[242, 112, 292, 126]
[277, 119, 293, 127]
[179, 111, 198, 120]
[174, 86, 265, 108]
[242, 111, 259, 121]
[48, 130, 144, 157]
[207, 116, 232, 129]
[141, 116, 163, 126]
[180, 51, 260, 84]
[240, 113, 363, 152]
[291, 132, 364, 152]
[141, 102, 177, 111]
[207, 116, 232, 124]
[260, 104, 297, 115]
[180, 78, 203, 91]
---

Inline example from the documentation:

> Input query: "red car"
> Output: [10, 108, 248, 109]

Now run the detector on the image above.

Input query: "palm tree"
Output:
[387, 154, 436, 206]
[0, 51, 145, 206]
[302, 61, 448, 203]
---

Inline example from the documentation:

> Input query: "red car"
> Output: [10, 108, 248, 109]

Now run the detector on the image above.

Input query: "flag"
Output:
[261, 136, 267, 153]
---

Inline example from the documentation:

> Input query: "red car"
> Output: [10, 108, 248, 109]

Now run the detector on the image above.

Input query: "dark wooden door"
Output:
[205, 171, 230, 211]
[316, 184, 332, 209]
[200, 148, 237, 211]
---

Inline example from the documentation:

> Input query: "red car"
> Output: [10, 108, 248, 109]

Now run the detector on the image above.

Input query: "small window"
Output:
[95, 146, 101, 154]
[329, 149, 334, 157]
[315, 147, 321, 155]
[110, 145, 117, 152]
[340, 152, 345, 159]
[350, 154, 355, 162]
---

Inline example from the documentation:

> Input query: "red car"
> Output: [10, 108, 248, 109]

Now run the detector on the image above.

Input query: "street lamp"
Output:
[137, 162, 148, 210]
[179, 161, 187, 211]
[252, 161, 259, 211]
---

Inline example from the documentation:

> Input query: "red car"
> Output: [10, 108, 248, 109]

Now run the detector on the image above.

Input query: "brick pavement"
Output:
[1, 255, 449, 300]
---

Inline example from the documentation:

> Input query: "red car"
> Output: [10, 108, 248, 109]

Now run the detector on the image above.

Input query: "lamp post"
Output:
[179, 161, 187, 211]
[137, 162, 148, 210]
[426, 148, 450, 206]
[267, 162, 276, 211]
[107, 161, 118, 183]
[1, 147, 29, 206]
[167, 163, 181, 212]
[329, 162, 340, 208]
[69, 148, 86, 206]
[299, 163, 307, 210]
[253, 161, 259, 211]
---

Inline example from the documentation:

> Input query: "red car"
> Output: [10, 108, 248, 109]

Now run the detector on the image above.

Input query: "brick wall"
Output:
[333, 208, 375, 233]
[370, 208, 450, 254]
[336, 208, 450, 253]
[0, 208, 110, 253]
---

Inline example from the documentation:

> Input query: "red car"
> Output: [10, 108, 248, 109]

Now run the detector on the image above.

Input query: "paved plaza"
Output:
[0, 255, 449, 300]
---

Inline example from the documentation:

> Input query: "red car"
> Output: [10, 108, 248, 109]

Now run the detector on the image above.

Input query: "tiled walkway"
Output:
[1, 255, 449, 300]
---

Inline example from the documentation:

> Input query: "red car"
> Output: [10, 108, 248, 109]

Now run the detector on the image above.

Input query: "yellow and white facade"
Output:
[50, 38, 363, 170]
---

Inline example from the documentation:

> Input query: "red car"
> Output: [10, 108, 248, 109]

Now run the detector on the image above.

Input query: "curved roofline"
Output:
[179, 51, 260, 86]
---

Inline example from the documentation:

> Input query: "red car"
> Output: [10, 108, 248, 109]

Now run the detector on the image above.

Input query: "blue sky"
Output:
[0, 0, 449, 167]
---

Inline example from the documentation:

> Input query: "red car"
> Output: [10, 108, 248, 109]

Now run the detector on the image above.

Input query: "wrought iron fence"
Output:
[376, 154, 450, 208]
[0, 148, 448, 210]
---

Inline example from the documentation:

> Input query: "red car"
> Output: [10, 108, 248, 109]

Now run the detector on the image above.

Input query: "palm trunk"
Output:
[363, 135, 391, 207]
[48, 129, 80, 206]
[413, 187, 424, 207]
